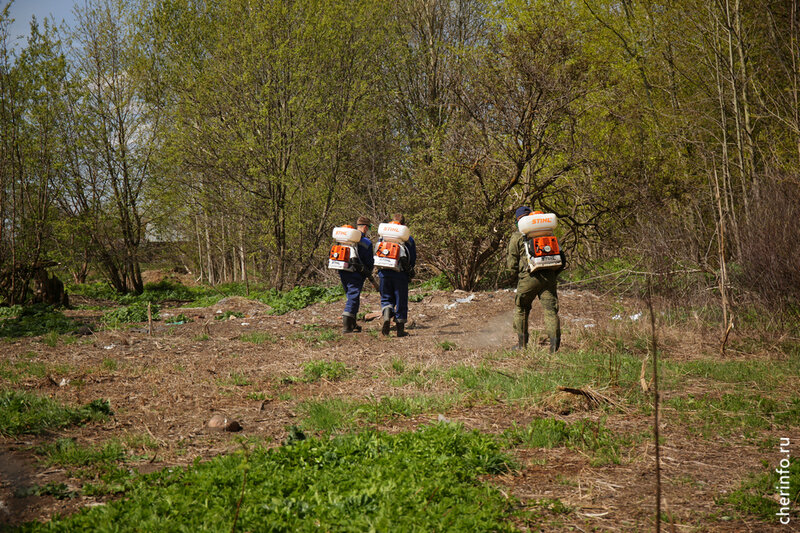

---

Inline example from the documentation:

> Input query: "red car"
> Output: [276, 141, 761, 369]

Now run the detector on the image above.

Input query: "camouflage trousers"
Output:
[513, 270, 560, 341]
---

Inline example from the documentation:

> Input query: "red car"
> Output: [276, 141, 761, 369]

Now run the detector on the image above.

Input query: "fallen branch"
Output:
[557, 386, 623, 410]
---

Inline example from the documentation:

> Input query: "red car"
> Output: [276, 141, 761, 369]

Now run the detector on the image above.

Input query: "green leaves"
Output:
[20, 424, 517, 532]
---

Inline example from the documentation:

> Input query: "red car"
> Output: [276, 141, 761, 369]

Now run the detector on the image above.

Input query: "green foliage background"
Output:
[2, 0, 799, 311]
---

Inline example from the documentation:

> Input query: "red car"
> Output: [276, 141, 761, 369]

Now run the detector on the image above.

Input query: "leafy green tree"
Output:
[0, 10, 69, 303]
[64, 0, 158, 293]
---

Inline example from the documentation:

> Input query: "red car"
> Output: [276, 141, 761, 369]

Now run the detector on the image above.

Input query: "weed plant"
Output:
[301, 360, 350, 383]
[17, 424, 517, 532]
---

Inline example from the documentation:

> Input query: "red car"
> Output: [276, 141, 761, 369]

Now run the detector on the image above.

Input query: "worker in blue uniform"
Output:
[377, 214, 416, 337]
[340, 216, 374, 333]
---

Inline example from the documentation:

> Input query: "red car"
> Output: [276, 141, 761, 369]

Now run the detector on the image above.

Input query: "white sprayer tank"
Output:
[377, 223, 410, 243]
[332, 226, 362, 244]
[518, 213, 558, 237]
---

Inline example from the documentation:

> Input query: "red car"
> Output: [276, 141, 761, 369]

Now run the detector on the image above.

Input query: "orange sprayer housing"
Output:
[329, 245, 352, 262]
[532, 236, 560, 257]
[375, 241, 401, 260]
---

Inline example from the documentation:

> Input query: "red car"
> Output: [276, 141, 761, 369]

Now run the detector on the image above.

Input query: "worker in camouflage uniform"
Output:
[506, 206, 564, 352]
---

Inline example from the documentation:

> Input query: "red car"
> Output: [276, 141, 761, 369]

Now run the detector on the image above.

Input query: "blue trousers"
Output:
[379, 271, 409, 323]
[339, 271, 364, 317]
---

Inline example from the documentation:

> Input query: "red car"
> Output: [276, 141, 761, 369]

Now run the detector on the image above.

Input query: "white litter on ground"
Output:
[444, 293, 476, 310]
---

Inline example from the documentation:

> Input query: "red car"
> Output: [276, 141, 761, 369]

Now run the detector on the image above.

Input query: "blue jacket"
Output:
[357, 236, 374, 275]
[405, 236, 417, 269]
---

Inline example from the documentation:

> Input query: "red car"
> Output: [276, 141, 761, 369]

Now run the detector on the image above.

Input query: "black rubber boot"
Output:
[342, 316, 354, 334]
[549, 335, 561, 353]
[381, 307, 392, 336]
[513, 334, 526, 351]
[396, 322, 408, 337]
[351, 316, 362, 333]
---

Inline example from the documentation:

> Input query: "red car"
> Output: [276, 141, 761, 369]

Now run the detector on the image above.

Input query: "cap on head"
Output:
[515, 206, 532, 220]
[356, 216, 371, 227]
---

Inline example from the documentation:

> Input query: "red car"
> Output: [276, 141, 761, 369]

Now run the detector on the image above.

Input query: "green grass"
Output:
[664, 357, 800, 391]
[0, 355, 51, 383]
[292, 326, 341, 346]
[390, 357, 405, 373]
[240, 331, 277, 344]
[299, 395, 462, 433]
[664, 393, 800, 438]
[444, 357, 620, 405]
[219, 372, 252, 387]
[121, 433, 160, 452]
[438, 340, 457, 351]
[718, 457, 800, 520]
[390, 365, 441, 389]
[17, 424, 517, 532]
[503, 417, 642, 466]
[36, 438, 126, 467]
[414, 273, 451, 291]
[409, 291, 429, 302]
[0, 390, 111, 436]
[15, 482, 79, 500]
